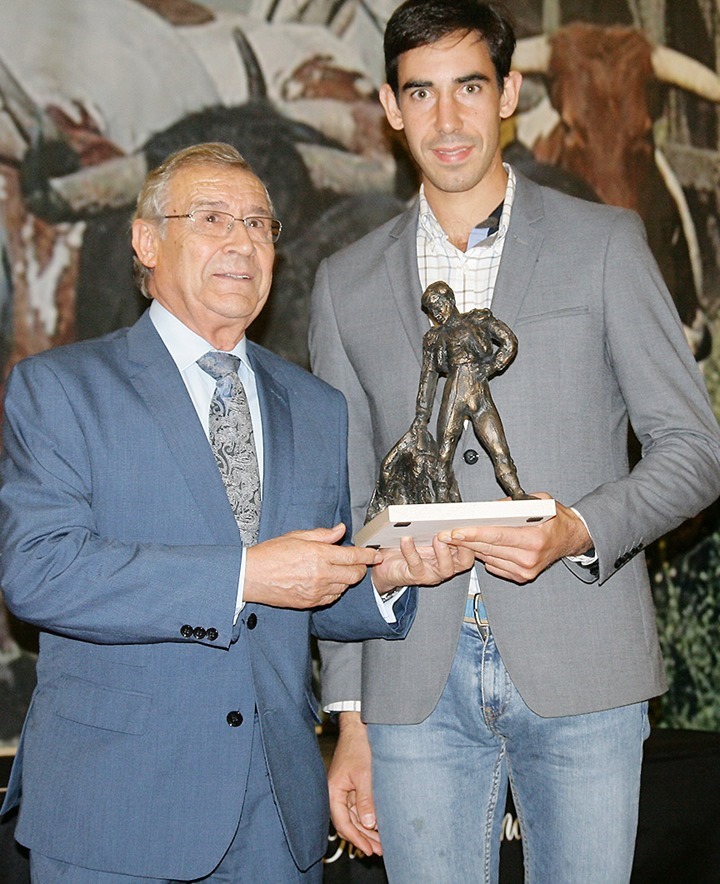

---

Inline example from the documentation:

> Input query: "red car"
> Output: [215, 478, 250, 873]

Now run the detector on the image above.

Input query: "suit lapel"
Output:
[492, 171, 547, 328]
[126, 312, 241, 545]
[384, 205, 427, 370]
[247, 343, 292, 541]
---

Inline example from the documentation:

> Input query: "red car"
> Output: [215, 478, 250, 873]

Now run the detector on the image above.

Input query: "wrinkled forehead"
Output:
[167, 163, 271, 213]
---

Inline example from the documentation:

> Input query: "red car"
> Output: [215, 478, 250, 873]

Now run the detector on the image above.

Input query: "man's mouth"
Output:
[432, 145, 473, 163]
[216, 272, 251, 280]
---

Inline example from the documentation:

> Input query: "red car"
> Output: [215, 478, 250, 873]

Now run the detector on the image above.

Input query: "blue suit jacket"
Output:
[0, 310, 415, 878]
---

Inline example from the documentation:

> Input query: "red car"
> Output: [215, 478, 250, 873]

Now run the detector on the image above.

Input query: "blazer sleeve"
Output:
[309, 382, 417, 647]
[0, 357, 243, 647]
[309, 257, 376, 706]
[572, 211, 720, 583]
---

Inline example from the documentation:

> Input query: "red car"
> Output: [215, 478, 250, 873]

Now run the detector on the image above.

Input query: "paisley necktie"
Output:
[197, 351, 261, 546]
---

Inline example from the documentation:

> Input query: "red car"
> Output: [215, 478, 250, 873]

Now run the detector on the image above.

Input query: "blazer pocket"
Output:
[54, 675, 152, 735]
[515, 304, 590, 327]
[287, 485, 338, 529]
[289, 485, 335, 505]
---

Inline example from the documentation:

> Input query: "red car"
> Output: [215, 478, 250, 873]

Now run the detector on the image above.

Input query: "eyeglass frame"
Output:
[163, 208, 282, 244]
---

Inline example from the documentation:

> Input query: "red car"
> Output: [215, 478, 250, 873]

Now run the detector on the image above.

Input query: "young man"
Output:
[309, 2, 720, 881]
[0, 142, 472, 883]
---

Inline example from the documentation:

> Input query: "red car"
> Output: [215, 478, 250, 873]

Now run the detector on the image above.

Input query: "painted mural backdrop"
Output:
[1, 0, 720, 746]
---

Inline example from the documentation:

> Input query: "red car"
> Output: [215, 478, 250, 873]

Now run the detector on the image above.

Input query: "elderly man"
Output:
[0, 142, 472, 883]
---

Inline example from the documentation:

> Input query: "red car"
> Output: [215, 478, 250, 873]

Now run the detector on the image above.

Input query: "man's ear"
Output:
[500, 71, 522, 120]
[379, 83, 405, 131]
[131, 219, 159, 269]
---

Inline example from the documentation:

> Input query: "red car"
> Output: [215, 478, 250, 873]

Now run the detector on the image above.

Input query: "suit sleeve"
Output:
[572, 211, 720, 583]
[309, 258, 373, 705]
[310, 384, 416, 645]
[0, 358, 243, 647]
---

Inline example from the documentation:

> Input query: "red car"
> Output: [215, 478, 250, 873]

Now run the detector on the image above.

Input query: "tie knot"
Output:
[197, 351, 242, 381]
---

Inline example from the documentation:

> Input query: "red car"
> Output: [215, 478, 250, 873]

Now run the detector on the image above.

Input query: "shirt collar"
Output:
[417, 163, 517, 249]
[148, 300, 251, 374]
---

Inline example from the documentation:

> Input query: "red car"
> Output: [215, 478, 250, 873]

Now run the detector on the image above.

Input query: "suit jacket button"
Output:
[247, 613, 258, 630]
[193, 626, 207, 640]
[206, 628, 218, 641]
[226, 711, 243, 727]
[180, 625, 193, 638]
[463, 449, 479, 465]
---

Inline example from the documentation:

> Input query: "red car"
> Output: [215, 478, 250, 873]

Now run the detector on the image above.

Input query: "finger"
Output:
[398, 535, 424, 573]
[288, 523, 347, 544]
[430, 534, 456, 573]
[331, 801, 382, 856]
[330, 545, 380, 566]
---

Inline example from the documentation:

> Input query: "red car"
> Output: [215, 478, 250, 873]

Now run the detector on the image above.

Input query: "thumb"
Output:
[290, 523, 347, 544]
[355, 792, 377, 829]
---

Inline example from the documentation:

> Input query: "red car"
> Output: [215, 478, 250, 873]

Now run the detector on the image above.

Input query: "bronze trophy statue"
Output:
[367, 281, 531, 522]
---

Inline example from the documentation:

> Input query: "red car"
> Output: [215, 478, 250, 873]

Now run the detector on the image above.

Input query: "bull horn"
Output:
[0, 52, 61, 146]
[295, 143, 395, 194]
[232, 28, 267, 102]
[511, 35, 552, 74]
[45, 152, 149, 215]
[652, 45, 720, 102]
[654, 146, 703, 299]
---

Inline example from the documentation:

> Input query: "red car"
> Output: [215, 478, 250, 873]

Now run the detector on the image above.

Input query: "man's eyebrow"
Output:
[191, 198, 229, 210]
[401, 72, 492, 92]
[401, 79, 433, 92]
[191, 199, 272, 216]
[457, 72, 491, 84]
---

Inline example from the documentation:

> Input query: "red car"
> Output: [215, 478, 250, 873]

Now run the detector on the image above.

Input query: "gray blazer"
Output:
[310, 170, 720, 724]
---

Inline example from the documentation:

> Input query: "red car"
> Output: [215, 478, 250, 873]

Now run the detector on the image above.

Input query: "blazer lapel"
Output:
[247, 344, 292, 541]
[492, 171, 547, 329]
[384, 205, 427, 370]
[126, 312, 241, 545]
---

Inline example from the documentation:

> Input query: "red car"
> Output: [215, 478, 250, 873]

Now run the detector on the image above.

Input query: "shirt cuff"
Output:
[234, 551, 246, 624]
[324, 700, 362, 713]
[566, 508, 598, 565]
[372, 578, 408, 623]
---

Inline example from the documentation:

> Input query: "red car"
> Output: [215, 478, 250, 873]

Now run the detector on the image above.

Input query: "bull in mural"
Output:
[513, 23, 720, 357]
[0, 20, 404, 368]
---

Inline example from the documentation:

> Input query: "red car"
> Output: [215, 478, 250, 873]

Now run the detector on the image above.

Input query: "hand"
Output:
[244, 524, 379, 608]
[439, 494, 592, 584]
[372, 534, 475, 596]
[328, 713, 383, 856]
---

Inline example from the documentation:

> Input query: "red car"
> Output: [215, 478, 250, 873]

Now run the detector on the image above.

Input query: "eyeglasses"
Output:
[163, 209, 282, 243]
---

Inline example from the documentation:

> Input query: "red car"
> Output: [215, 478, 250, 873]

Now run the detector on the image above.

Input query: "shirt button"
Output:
[226, 711, 244, 727]
[247, 613, 258, 630]
[463, 449, 480, 465]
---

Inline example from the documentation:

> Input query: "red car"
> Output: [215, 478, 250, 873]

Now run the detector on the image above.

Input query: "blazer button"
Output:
[206, 628, 218, 641]
[226, 711, 244, 727]
[247, 613, 258, 630]
[193, 626, 207, 640]
[180, 625, 193, 638]
[463, 449, 479, 465]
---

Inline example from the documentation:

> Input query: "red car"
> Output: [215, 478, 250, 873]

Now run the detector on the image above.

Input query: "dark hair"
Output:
[384, 0, 516, 95]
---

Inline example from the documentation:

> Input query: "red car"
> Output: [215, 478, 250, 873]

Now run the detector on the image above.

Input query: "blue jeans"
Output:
[368, 621, 649, 884]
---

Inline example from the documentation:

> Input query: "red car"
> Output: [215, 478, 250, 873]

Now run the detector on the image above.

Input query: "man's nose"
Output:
[436, 93, 462, 134]
[224, 220, 256, 253]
